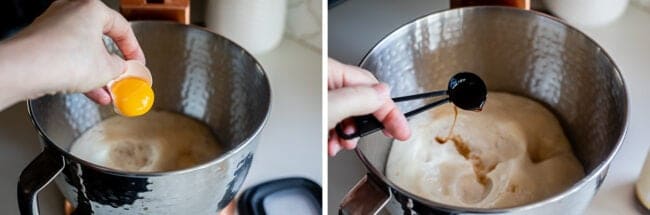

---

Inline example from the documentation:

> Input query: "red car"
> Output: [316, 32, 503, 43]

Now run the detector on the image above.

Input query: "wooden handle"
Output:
[450, 0, 530, 10]
[120, 0, 190, 24]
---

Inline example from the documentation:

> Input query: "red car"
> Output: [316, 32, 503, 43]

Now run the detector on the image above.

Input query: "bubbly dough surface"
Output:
[70, 110, 223, 172]
[386, 92, 584, 208]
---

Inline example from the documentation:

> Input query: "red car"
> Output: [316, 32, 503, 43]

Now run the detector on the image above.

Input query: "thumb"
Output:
[328, 83, 390, 129]
[84, 54, 124, 92]
[69, 54, 125, 93]
[105, 54, 126, 81]
[80, 54, 124, 104]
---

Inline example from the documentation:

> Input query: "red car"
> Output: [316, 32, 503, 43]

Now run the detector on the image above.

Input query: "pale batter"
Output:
[386, 92, 584, 208]
[70, 110, 223, 172]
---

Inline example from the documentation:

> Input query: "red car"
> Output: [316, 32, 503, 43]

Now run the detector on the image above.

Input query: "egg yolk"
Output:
[111, 77, 154, 117]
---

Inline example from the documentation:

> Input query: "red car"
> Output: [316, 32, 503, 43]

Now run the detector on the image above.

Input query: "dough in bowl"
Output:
[386, 92, 584, 208]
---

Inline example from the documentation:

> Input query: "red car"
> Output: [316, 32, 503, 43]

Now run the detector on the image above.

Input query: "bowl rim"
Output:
[355, 6, 629, 213]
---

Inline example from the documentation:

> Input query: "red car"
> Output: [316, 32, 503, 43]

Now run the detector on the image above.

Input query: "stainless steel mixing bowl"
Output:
[341, 6, 628, 215]
[19, 21, 271, 215]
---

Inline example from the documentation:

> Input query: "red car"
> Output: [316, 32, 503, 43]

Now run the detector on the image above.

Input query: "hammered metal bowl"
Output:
[23, 21, 271, 214]
[356, 6, 627, 214]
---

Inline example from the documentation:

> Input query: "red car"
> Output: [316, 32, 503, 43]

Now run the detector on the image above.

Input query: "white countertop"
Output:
[244, 37, 322, 188]
[329, 1, 650, 214]
[0, 36, 322, 214]
[580, 5, 650, 215]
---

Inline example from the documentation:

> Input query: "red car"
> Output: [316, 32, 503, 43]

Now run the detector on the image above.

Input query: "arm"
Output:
[0, 0, 145, 110]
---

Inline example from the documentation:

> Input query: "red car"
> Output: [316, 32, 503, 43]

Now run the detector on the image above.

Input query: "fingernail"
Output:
[344, 124, 355, 135]
[383, 130, 393, 138]
[373, 83, 390, 98]
[330, 144, 341, 156]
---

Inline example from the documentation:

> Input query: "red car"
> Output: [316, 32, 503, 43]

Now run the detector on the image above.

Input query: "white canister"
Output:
[206, 0, 287, 55]
[637, 149, 650, 209]
[544, 0, 629, 27]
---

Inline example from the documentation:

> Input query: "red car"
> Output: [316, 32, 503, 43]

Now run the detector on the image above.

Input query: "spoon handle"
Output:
[334, 97, 450, 140]
[403, 98, 449, 118]
[334, 72, 486, 140]
[335, 114, 383, 140]
[392, 90, 447, 102]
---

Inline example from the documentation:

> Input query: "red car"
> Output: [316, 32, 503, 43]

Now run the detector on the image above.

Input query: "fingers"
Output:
[94, 4, 142, 105]
[103, 8, 145, 64]
[84, 87, 112, 105]
[328, 98, 410, 157]
[105, 53, 127, 80]
[328, 130, 359, 157]
[328, 83, 390, 129]
[84, 53, 123, 104]
[337, 121, 359, 149]
[327, 59, 412, 156]
[328, 58, 378, 89]
[376, 103, 411, 140]
[371, 95, 411, 140]
[328, 133, 342, 156]
[328, 130, 340, 156]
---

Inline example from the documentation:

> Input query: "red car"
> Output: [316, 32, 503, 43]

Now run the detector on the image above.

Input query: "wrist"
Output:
[0, 34, 48, 108]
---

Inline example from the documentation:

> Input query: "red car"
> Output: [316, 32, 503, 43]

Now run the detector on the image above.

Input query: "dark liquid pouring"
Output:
[434, 106, 494, 186]
[435, 107, 458, 144]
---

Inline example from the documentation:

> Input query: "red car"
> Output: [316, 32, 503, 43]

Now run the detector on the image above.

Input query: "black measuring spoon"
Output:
[334, 72, 487, 140]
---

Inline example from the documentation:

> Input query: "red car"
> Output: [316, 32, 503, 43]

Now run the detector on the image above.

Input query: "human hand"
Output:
[327, 58, 410, 156]
[0, 0, 144, 108]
